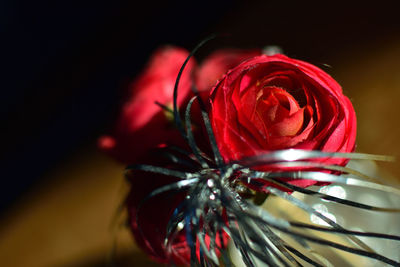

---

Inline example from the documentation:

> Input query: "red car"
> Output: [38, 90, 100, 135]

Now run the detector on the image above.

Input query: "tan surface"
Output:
[334, 38, 400, 181]
[0, 150, 161, 267]
[1, 39, 400, 267]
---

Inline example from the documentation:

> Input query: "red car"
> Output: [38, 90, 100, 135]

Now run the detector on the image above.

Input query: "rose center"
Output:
[256, 86, 304, 137]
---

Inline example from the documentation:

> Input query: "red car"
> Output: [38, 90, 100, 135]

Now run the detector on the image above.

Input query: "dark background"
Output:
[2, 0, 400, 214]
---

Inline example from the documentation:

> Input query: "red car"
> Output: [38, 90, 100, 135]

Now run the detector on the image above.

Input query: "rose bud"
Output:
[195, 48, 261, 93]
[209, 54, 356, 188]
[126, 149, 229, 266]
[99, 46, 196, 164]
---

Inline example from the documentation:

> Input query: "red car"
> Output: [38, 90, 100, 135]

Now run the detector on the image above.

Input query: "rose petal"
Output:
[270, 107, 304, 137]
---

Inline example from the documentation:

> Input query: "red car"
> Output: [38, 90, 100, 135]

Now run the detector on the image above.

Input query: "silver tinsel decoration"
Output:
[126, 37, 400, 266]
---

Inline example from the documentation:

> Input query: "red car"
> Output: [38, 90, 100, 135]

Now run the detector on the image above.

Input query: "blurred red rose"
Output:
[126, 150, 229, 266]
[99, 47, 263, 164]
[195, 48, 261, 92]
[126, 161, 190, 265]
[209, 54, 356, 188]
[98, 46, 195, 164]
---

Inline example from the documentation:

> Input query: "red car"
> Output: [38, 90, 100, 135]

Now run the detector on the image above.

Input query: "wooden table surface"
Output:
[1, 37, 400, 267]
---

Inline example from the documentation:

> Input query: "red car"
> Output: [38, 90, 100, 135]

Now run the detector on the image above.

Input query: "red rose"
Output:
[98, 46, 195, 164]
[99, 47, 261, 164]
[126, 161, 190, 265]
[126, 150, 229, 266]
[209, 54, 356, 187]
